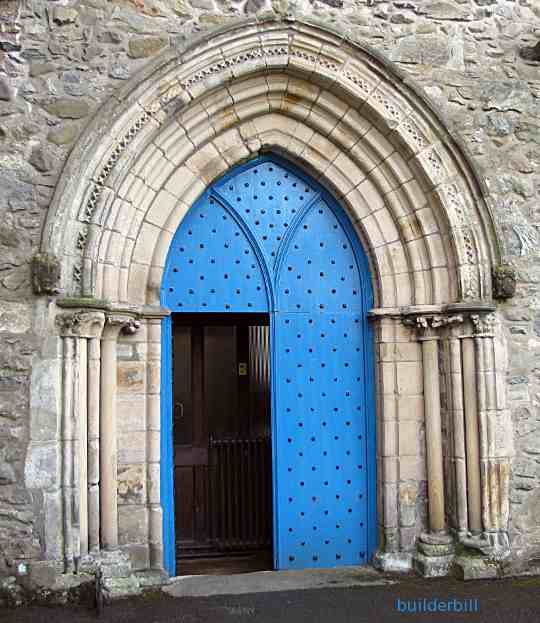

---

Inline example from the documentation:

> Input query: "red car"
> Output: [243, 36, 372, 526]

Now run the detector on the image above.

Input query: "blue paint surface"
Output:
[160, 155, 377, 574]
[159, 314, 175, 576]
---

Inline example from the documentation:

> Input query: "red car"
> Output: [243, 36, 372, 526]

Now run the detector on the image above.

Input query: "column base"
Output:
[460, 531, 510, 556]
[453, 556, 499, 581]
[413, 532, 455, 578]
[77, 549, 142, 600]
[453, 532, 511, 580]
[414, 553, 454, 578]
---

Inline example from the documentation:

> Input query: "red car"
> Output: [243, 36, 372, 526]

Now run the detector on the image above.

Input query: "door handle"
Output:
[174, 402, 184, 419]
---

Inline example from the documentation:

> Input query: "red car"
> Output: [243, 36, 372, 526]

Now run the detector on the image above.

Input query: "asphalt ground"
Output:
[2, 574, 540, 623]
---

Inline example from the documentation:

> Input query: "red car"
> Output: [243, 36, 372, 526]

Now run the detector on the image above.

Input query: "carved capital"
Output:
[56, 311, 106, 338]
[403, 313, 464, 338]
[122, 318, 142, 335]
[471, 312, 496, 337]
[431, 314, 464, 329]
[105, 314, 141, 336]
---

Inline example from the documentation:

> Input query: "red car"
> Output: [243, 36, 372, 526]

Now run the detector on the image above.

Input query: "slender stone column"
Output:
[78, 337, 88, 556]
[403, 314, 462, 535]
[461, 327, 482, 535]
[403, 313, 462, 577]
[419, 327, 445, 533]
[100, 314, 138, 550]
[471, 312, 510, 548]
[448, 326, 468, 535]
[56, 311, 106, 568]
[87, 335, 102, 552]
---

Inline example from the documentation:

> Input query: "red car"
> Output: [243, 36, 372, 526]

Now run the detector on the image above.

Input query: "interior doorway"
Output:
[172, 313, 273, 574]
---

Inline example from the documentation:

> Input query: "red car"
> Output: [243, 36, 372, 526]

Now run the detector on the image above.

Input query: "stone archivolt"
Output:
[36, 18, 511, 580]
[41, 18, 500, 309]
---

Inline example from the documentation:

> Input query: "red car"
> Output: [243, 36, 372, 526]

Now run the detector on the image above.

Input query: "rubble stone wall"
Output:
[1, 0, 540, 579]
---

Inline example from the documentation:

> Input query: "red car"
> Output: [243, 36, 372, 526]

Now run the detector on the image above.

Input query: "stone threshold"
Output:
[163, 566, 396, 598]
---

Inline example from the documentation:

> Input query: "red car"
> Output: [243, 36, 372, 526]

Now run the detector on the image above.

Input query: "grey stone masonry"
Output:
[0, 0, 540, 597]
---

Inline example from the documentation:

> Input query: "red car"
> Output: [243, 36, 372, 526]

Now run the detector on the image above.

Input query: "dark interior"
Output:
[172, 313, 273, 574]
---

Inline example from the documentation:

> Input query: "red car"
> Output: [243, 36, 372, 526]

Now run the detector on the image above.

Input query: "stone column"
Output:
[448, 323, 469, 536]
[403, 313, 461, 577]
[461, 322, 482, 535]
[471, 312, 510, 550]
[100, 314, 139, 550]
[87, 333, 102, 553]
[56, 311, 106, 569]
[417, 319, 445, 534]
[78, 337, 88, 557]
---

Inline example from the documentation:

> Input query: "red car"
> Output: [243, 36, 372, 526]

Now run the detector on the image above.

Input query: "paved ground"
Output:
[2, 571, 540, 623]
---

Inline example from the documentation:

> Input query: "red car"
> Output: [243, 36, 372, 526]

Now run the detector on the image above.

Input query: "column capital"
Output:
[104, 313, 141, 336]
[402, 313, 464, 339]
[56, 310, 106, 339]
[471, 312, 496, 337]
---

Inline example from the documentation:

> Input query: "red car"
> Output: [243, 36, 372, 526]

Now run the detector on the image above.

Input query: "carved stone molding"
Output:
[403, 313, 464, 337]
[105, 314, 141, 336]
[55, 311, 106, 338]
[121, 318, 141, 335]
[471, 312, 496, 337]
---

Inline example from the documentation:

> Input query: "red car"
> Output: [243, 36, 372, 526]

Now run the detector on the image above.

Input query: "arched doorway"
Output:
[160, 154, 376, 575]
[38, 17, 510, 583]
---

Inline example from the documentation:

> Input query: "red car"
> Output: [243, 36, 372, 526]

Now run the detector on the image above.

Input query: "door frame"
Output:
[160, 155, 378, 577]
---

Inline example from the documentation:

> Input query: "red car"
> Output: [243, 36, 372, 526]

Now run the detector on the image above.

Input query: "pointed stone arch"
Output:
[41, 17, 501, 306]
[41, 17, 510, 577]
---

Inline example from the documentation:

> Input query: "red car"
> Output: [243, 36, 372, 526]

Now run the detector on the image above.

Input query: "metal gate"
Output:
[160, 155, 376, 574]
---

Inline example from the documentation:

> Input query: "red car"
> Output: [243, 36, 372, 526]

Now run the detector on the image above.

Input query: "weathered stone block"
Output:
[118, 431, 147, 464]
[102, 575, 141, 599]
[128, 35, 168, 59]
[121, 544, 150, 572]
[117, 361, 145, 392]
[118, 505, 148, 545]
[0, 301, 31, 334]
[117, 397, 146, 432]
[118, 464, 146, 505]
[453, 556, 499, 580]
[42, 490, 63, 560]
[51, 7, 79, 25]
[373, 551, 413, 573]
[47, 124, 77, 146]
[44, 98, 91, 119]
[24, 442, 59, 489]
[414, 553, 453, 577]
[396, 362, 423, 395]
[29, 359, 60, 442]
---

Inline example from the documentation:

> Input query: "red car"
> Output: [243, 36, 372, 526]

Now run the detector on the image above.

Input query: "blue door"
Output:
[160, 155, 376, 574]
